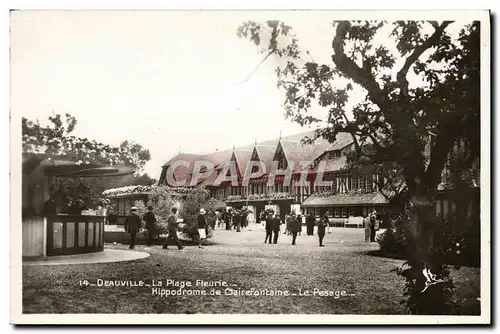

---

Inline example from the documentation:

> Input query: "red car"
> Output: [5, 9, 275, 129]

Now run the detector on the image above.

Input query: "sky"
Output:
[11, 11, 467, 179]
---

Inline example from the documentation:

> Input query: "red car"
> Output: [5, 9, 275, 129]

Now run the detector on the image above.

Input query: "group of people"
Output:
[264, 211, 328, 247]
[215, 208, 255, 232]
[125, 206, 217, 250]
[124, 205, 242, 250]
[364, 210, 381, 242]
[124, 205, 382, 250]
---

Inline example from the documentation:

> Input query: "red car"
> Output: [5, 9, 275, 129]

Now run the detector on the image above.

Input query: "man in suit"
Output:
[317, 214, 328, 247]
[125, 206, 142, 249]
[306, 212, 315, 236]
[270, 213, 281, 244]
[289, 214, 302, 245]
[163, 207, 184, 250]
[264, 212, 273, 243]
[143, 205, 157, 246]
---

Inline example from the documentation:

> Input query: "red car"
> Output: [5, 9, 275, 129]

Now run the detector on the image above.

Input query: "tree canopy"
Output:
[22, 113, 151, 172]
[237, 20, 480, 204]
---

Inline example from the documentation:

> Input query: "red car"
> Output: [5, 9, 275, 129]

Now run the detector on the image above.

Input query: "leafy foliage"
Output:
[238, 19, 481, 314]
[392, 261, 455, 315]
[131, 187, 181, 238]
[179, 188, 217, 239]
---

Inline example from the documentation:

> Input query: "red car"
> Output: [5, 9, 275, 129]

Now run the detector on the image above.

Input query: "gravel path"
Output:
[22, 225, 480, 314]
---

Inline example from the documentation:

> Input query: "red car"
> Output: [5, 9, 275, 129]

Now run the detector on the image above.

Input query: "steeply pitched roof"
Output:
[160, 130, 356, 184]
[328, 132, 355, 151]
[233, 149, 253, 175]
[308, 156, 349, 174]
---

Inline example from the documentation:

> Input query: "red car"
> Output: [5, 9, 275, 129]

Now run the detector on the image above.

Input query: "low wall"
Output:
[23, 216, 46, 257]
[45, 215, 105, 256]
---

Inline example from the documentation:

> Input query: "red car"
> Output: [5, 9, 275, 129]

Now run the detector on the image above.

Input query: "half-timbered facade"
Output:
[158, 131, 389, 222]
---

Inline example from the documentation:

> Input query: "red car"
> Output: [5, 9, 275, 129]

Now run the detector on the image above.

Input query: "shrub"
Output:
[377, 219, 410, 255]
[384, 211, 480, 315]
[377, 213, 480, 267]
[393, 261, 456, 315]
[179, 188, 217, 240]
[133, 187, 183, 238]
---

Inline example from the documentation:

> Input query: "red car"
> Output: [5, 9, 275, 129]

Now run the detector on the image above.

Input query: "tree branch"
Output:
[239, 50, 275, 84]
[396, 21, 453, 95]
[424, 112, 463, 191]
[331, 22, 386, 108]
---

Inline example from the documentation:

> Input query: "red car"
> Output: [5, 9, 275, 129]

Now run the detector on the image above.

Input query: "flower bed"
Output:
[225, 192, 293, 202]
[102, 185, 194, 197]
[311, 189, 371, 197]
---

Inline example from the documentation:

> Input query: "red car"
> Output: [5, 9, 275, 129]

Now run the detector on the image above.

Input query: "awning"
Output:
[23, 155, 135, 178]
[301, 193, 387, 208]
[50, 166, 135, 178]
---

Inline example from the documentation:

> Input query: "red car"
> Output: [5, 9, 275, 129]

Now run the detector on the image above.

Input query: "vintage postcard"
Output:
[10, 9, 490, 325]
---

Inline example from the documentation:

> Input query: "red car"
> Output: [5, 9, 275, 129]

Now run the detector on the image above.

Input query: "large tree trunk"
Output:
[407, 193, 436, 272]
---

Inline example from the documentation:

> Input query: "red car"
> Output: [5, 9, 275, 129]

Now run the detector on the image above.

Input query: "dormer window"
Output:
[329, 150, 341, 159]
[278, 156, 287, 169]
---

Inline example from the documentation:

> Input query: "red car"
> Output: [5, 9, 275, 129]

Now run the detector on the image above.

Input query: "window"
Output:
[341, 207, 347, 217]
[359, 177, 366, 191]
[351, 177, 358, 190]
[349, 207, 360, 217]
[329, 150, 341, 159]
[334, 208, 341, 217]
[366, 175, 373, 192]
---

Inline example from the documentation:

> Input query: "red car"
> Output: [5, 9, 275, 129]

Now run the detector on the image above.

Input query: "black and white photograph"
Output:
[9, 9, 490, 325]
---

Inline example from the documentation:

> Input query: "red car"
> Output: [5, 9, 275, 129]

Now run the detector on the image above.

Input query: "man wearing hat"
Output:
[125, 206, 142, 249]
[197, 208, 207, 248]
[163, 207, 184, 250]
[143, 205, 158, 246]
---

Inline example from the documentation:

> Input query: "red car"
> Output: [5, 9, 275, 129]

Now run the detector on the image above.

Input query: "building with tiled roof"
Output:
[158, 130, 388, 222]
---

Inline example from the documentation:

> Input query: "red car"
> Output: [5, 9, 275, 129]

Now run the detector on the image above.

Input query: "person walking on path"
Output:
[306, 212, 315, 236]
[289, 214, 302, 245]
[163, 207, 184, 250]
[363, 214, 371, 242]
[216, 210, 223, 228]
[264, 212, 273, 243]
[225, 209, 232, 230]
[143, 205, 158, 246]
[124, 206, 142, 250]
[246, 210, 255, 228]
[234, 210, 242, 232]
[369, 211, 377, 242]
[270, 213, 281, 244]
[241, 209, 248, 229]
[285, 213, 292, 235]
[197, 208, 208, 248]
[317, 214, 328, 247]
